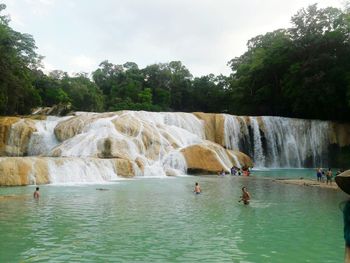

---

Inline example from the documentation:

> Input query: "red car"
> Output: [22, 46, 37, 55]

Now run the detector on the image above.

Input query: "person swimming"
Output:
[194, 182, 201, 194]
[240, 187, 251, 205]
[33, 187, 40, 199]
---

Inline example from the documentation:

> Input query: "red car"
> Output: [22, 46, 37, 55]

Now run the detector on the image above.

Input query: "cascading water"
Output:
[28, 116, 71, 156]
[224, 115, 332, 168]
[3, 110, 339, 185]
[224, 114, 241, 150]
[47, 158, 118, 184]
[25, 111, 222, 183]
[249, 117, 265, 167]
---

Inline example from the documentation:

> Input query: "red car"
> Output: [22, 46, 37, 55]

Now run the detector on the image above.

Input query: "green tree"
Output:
[0, 4, 41, 115]
[227, 4, 350, 121]
[61, 73, 104, 112]
[33, 70, 70, 106]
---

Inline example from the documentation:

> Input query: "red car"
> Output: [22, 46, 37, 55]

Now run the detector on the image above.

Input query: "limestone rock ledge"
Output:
[0, 157, 49, 186]
[181, 142, 252, 174]
[0, 157, 137, 186]
[0, 117, 37, 156]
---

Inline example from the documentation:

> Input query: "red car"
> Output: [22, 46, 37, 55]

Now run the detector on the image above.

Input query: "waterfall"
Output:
[224, 114, 241, 150]
[162, 151, 188, 176]
[224, 115, 332, 168]
[47, 158, 118, 184]
[28, 116, 71, 156]
[250, 117, 265, 167]
[44, 111, 212, 180]
[2, 110, 339, 186]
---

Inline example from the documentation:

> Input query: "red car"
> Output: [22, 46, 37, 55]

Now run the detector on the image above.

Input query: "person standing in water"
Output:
[240, 187, 251, 205]
[33, 187, 40, 199]
[316, 168, 322, 182]
[194, 182, 201, 194]
[326, 168, 333, 185]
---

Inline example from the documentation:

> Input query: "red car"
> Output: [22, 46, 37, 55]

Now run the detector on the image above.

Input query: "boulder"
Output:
[335, 170, 350, 195]
[181, 142, 252, 174]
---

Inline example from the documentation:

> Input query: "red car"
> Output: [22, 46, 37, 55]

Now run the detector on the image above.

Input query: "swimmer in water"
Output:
[240, 187, 251, 205]
[33, 187, 40, 199]
[194, 182, 201, 194]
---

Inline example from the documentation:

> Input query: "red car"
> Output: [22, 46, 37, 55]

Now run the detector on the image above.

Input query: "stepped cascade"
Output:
[0, 111, 251, 185]
[0, 111, 349, 186]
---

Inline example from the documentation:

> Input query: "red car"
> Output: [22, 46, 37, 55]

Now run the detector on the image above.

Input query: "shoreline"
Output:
[273, 178, 339, 190]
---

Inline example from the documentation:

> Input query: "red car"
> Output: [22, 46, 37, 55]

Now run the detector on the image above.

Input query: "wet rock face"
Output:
[193, 112, 226, 145]
[0, 118, 37, 157]
[0, 117, 20, 156]
[0, 157, 49, 186]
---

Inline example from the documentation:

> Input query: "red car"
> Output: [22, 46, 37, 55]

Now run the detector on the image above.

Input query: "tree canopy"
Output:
[227, 4, 350, 120]
[1, 3, 350, 121]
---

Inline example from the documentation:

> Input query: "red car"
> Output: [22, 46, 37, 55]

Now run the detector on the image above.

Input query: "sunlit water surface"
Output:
[0, 169, 347, 262]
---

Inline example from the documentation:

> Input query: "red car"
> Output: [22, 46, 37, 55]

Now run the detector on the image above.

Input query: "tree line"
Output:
[1, 3, 350, 121]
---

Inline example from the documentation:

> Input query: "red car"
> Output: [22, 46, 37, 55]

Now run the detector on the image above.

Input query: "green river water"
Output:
[0, 169, 347, 262]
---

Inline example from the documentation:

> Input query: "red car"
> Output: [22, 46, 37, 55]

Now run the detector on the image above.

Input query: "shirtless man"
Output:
[240, 187, 251, 205]
[194, 182, 201, 194]
[33, 187, 40, 199]
[326, 168, 333, 185]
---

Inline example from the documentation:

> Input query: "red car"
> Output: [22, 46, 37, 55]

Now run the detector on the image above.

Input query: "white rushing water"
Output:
[224, 115, 332, 168]
[47, 158, 118, 184]
[250, 117, 266, 167]
[28, 116, 71, 156]
[2, 111, 338, 184]
[43, 111, 207, 182]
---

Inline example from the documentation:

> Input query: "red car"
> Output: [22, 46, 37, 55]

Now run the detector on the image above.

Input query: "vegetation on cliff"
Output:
[1, 3, 350, 121]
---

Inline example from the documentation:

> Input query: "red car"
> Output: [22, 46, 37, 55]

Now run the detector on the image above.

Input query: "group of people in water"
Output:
[218, 166, 251, 177]
[193, 166, 251, 205]
[316, 168, 344, 185]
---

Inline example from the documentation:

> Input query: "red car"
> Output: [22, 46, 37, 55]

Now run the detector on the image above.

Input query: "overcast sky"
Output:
[2, 0, 344, 76]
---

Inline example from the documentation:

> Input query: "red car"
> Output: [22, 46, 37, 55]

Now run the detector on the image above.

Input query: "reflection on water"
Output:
[0, 171, 347, 262]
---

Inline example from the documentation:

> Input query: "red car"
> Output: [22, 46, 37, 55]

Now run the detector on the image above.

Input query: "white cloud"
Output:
[25, 0, 56, 6]
[69, 55, 97, 74]
[23, 0, 56, 16]
[8, 12, 25, 28]
[1, 0, 345, 76]
[41, 60, 55, 74]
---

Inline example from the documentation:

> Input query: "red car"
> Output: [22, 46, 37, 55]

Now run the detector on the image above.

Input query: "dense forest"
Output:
[1, 3, 350, 121]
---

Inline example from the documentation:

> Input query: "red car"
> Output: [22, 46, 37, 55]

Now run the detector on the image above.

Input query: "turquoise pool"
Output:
[0, 169, 347, 262]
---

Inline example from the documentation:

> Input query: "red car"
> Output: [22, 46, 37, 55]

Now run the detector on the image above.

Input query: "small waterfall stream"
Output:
[249, 117, 265, 167]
